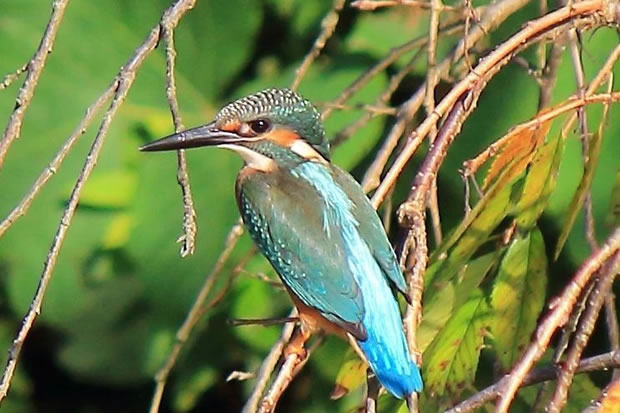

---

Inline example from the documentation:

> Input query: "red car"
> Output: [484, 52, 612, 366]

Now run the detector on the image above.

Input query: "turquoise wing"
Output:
[332, 166, 408, 295]
[236, 169, 367, 340]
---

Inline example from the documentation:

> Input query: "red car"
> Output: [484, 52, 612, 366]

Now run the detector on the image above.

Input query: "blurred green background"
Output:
[0, 1, 618, 412]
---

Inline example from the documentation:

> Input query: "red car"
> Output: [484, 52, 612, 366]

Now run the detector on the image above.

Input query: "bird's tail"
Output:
[357, 326, 423, 399]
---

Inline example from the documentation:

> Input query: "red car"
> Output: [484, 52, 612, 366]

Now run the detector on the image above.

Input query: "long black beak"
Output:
[139, 121, 240, 152]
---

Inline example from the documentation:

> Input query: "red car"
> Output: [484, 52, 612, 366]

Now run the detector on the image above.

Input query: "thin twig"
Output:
[371, 0, 612, 206]
[352, 0, 460, 11]
[605, 295, 620, 379]
[365, 374, 380, 413]
[290, 0, 346, 91]
[362, 0, 543, 193]
[331, 49, 425, 147]
[0, 0, 70, 170]
[495, 226, 620, 412]
[0, 63, 28, 91]
[445, 349, 620, 413]
[323, 22, 463, 122]
[0, 84, 117, 237]
[149, 221, 244, 413]
[161, 4, 198, 257]
[425, 0, 443, 248]
[0, 0, 199, 405]
[546, 251, 620, 412]
[531, 279, 596, 411]
[0, 21, 163, 402]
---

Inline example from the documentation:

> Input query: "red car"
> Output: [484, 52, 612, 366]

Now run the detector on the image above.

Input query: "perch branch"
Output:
[0, 0, 70, 169]
[241, 309, 297, 413]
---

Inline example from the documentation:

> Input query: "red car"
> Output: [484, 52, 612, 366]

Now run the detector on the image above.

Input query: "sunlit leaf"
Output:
[418, 282, 455, 352]
[173, 367, 217, 412]
[514, 131, 564, 230]
[70, 169, 138, 209]
[331, 349, 367, 400]
[599, 378, 620, 413]
[423, 289, 491, 397]
[491, 227, 548, 369]
[483, 118, 550, 190]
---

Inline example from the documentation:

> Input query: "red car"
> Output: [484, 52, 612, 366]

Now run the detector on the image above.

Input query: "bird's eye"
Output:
[248, 119, 271, 134]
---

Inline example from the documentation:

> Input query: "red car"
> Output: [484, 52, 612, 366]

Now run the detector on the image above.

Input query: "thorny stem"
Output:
[0, 0, 70, 170]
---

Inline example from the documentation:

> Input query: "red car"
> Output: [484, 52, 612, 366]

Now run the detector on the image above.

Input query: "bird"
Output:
[140, 88, 423, 398]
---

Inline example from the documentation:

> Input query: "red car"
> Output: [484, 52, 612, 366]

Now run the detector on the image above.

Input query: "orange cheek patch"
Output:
[266, 128, 300, 147]
[219, 120, 241, 132]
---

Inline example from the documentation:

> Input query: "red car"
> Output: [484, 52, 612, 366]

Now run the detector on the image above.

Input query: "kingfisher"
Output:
[140, 88, 423, 398]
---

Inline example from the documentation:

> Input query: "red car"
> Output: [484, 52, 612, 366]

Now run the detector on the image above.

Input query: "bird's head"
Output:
[140, 88, 330, 170]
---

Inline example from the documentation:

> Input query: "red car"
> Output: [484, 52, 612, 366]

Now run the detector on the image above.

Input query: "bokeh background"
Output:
[0, 0, 618, 412]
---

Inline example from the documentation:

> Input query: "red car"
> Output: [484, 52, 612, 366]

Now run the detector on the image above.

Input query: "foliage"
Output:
[0, 0, 619, 412]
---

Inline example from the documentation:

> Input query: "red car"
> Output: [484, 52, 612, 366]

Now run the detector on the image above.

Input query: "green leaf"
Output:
[417, 282, 454, 352]
[68, 169, 137, 209]
[554, 123, 604, 259]
[491, 227, 548, 369]
[331, 348, 367, 400]
[423, 289, 491, 397]
[514, 130, 564, 230]
[173, 367, 217, 412]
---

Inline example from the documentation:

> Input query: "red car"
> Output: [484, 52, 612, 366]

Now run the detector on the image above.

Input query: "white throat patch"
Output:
[218, 144, 276, 172]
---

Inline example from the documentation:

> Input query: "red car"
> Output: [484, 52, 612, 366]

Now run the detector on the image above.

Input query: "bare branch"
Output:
[149, 221, 244, 413]
[547, 251, 620, 412]
[0, 0, 70, 169]
[290, 0, 346, 91]
[0, 0, 199, 405]
[0, 24, 161, 402]
[445, 349, 620, 413]
[0, 84, 116, 237]
[160, 4, 198, 257]
[371, 0, 612, 207]
[495, 226, 620, 412]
